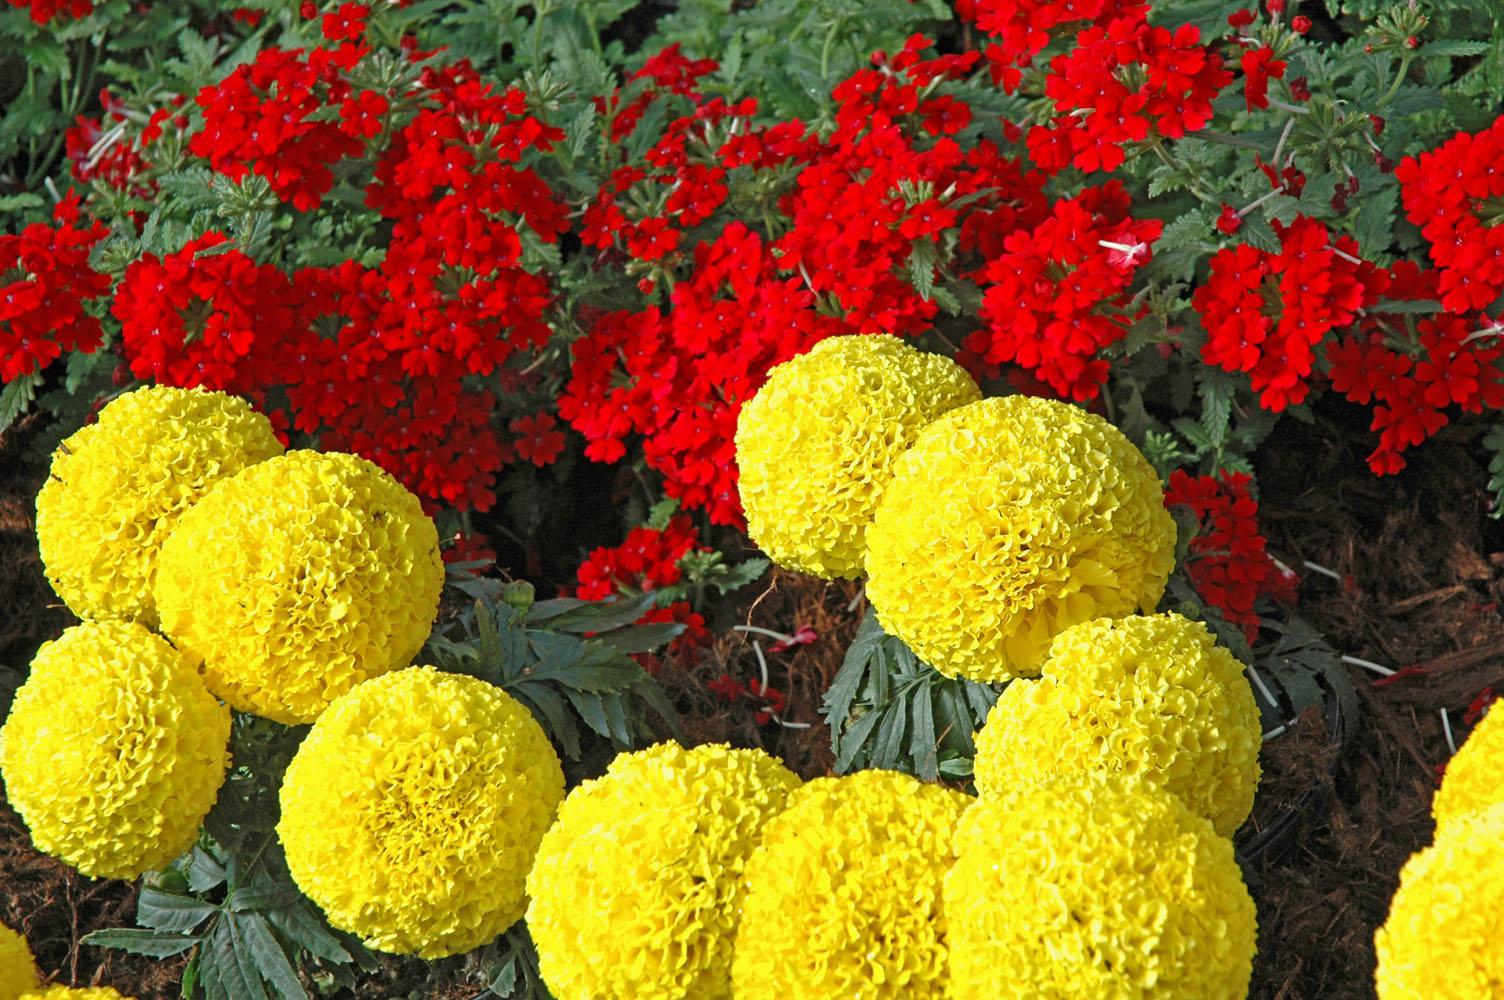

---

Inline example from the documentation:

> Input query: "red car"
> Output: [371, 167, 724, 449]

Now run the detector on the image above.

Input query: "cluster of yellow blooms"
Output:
[1374, 704, 1504, 998]
[0, 923, 131, 1000]
[735, 337, 1263, 998]
[736, 334, 1176, 680]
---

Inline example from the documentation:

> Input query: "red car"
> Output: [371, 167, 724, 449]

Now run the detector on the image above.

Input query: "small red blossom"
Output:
[6, 0, 90, 22]
[321, 2, 369, 41]
[1216, 204, 1243, 234]
[1241, 46, 1287, 111]
[0, 199, 111, 381]
[510, 412, 566, 467]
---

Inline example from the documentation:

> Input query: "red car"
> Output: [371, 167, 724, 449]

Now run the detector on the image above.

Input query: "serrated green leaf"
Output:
[137, 887, 218, 933]
[0, 372, 41, 435]
[234, 912, 306, 1000]
[82, 928, 201, 958]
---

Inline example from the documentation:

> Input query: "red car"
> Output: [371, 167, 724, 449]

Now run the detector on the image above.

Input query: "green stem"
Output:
[1380, 53, 1414, 106]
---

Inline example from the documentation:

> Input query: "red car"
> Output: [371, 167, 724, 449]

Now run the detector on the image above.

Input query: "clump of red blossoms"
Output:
[1027, 7, 1233, 173]
[1394, 114, 1504, 313]
[573, 514, 711, 660]
[1165, 469, 1298, 641]
[1193, 215, 1389, 411]
[6, 0, 89, 23]
[956, 0, 1142, 92]
[967, 181, 1161, 400]
[0, 195, 111, 381]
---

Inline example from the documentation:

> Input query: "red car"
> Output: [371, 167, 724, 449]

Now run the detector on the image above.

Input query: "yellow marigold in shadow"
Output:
[35, 385, 283, 627]
[0, 622, 230, 880]
[1432, 701, 1504, 831]
[155, 450, 443, 724]
[526, 742, 799, 1000]
[0, 923, 37, 1000]
[278, 667, 564, 958]
[973, 613, 1262, 836]
[731, 769, 968, 999]
[735, 334, 980, 579]
[945, 772, 1256, 1000]
[1375, 802, 1504, 999]
[20, 988, 133, 999]
[864, 395, 1175, 681]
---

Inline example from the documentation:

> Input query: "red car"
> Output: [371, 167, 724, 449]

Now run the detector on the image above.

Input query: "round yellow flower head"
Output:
[527, 742, 800, 1000]
[35, 385, 283, 627]
[973, 613, 1262, 836]
[19, 989, 133, 1000]
[154, 450, 443, 724]
[864, 395, 1176, 681]
[0, 923, 37, 1000]
[0, 621, 230, 880]
[731, 769, 969, 1000]
[945, 772, 1256, 1000]
[1432, 701, 1504, 831]
[278, 667, 564, 958]
[1375, 802, 1504, 999]
[734, 334, 981, 579]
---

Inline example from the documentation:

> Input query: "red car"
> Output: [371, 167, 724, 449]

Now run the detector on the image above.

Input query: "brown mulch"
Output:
[2, 398, 1501, 1000]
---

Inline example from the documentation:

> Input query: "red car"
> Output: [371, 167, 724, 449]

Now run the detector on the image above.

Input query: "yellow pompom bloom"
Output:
[735, 335, 980, 579]
[731, 769, 969, 999]
[155, 450, 443, 724]
[864, 395, 1176, 681]
[278, 667, 564, 958]
[527, 743, 800, 1000]
[1432, 701, 1504, 831]
[19, 988, 133, 1000]
[35, 385, 283, 627]
[0, 923, 37, 1000]
[1375, 802, 1504, 999]
[0, 622, 230, 880]
[973, 614, 1262, 836]
[945, 772, 1257, 1000]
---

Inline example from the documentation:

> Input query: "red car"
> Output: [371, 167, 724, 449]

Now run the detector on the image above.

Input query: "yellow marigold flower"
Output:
[278, 667, 564, 958]
[1375, 802, 1504, 999]
[35, 385, 282, 627]
[735, 334, 980, 579]
[865, 395, 1176, 681]
[973, 613, 1262, 836]
[945, 772, 1257, 1000]
[19, 989, 133, 1000]
[155, 450, 443, 724]
[527, 742, 800, 1000]
[0, 923, 37, 1000]
[1432, 701, 1504, 831]
[731, 769, 969, 999]
[0, 622, 230, 880]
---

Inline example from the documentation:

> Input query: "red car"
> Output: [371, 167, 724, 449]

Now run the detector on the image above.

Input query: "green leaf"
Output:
[137, 887, 218, 933]
[234, 912, 307, 1000]
[1353, 181, 1398, 258]
[82, 928, 200, 958]
[590, 622, 685, 654]
[0, 192, 44, 212]
[1484, 422, 1504, 520]
[0, 372, 41, 435]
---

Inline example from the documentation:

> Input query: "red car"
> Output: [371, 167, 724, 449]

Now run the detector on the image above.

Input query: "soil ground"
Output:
[2, 396, 1501, 1000]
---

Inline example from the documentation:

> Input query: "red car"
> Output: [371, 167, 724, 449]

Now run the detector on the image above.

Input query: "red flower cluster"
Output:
[64, 91, 184, 197]
[1165, 469, 1297, 641]
[113, 51, 569, 511]
[560, 223, 845, 525]
[956, 0, 1141, 91]
[1328, 311, 1504, 474]
[572, 514, 711, 660]
[967, 182, 1160, 400]
[1194, 215, 1388, 411]
[1240, 45, 1287, 111]
[190, 45, 374, 211]
[0, 196, 110, 381]
[114, 232, 300, 391]
[1028, 8, 1232, 173]
[1395, 115, 1504, 312]
[5, 0, 89, 23]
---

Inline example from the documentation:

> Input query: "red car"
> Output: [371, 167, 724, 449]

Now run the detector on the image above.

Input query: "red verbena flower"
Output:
[1165, 469, 1297, 641]
[0, 196, 111, 381]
